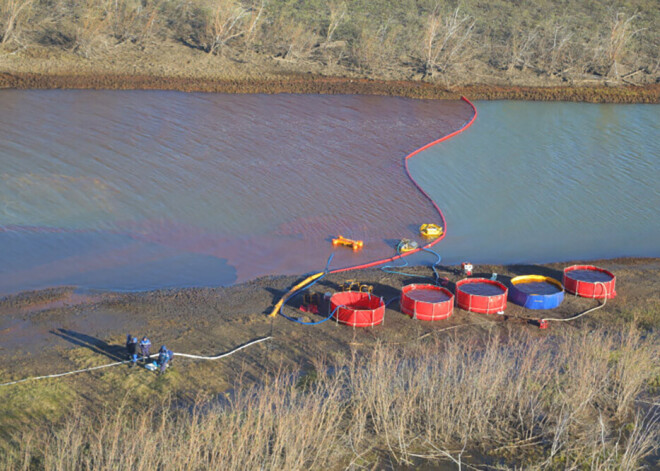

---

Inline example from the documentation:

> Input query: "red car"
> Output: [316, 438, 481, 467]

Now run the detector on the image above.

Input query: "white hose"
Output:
[171, 336, 271, 359]
[542, 282, 608, 323]
[0, 336, 271, 388]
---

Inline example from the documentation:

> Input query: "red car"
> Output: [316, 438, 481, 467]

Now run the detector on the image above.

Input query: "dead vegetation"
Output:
[0, 0, 657, 87]
[2, 327, 658, 470]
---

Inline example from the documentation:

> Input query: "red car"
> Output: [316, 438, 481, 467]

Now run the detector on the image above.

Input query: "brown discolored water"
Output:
[0, 90, 472, 294]
[513, 281, 562, 295]
[405, 288, 451, 303]
[564, 269, 613, 282]
[459, 283, 505, 296]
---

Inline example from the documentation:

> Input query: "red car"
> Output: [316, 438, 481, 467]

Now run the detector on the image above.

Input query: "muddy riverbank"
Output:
[1, 71, 658, 103]
[1, 257, 658, 425]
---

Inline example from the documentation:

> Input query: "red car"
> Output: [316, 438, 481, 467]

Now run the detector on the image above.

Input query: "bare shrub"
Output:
[108, 0, 164, 45]
[202, 0, 249, 54]
[270, 16, 319, 61]
[173, 0, 265, 55]
[70, 0, 112, 58]
[589, 10, 645, 80]
[351, 19, 401, 73]
[420, 5, 475, 79]
[536, 21, 576, 78]
[506, 25, 540, 72]
[0, 0, 36, 46]
[323, 0, 346, 45]
[605, 11, 644, 79]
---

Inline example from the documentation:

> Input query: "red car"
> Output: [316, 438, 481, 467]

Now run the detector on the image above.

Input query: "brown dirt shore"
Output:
[1, 71, 659, 103]
[0, 257, 658, 437]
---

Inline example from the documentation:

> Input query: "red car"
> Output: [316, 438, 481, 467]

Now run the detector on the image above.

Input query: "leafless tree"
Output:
[324, 0, 346, 44]
[205, 0, 250, 54]
[605, 11, 643, 79]
[421, 5, 475, 78]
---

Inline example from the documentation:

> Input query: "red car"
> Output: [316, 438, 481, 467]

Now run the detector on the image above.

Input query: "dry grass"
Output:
[1, 0, 658, 87]
[2, 327, 658, 470]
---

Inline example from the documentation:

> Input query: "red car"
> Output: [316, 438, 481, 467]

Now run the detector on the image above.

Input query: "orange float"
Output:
[332, 235, 364, 251]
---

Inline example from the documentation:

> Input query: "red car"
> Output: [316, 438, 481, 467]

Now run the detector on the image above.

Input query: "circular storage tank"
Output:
[456, 278, 508, 314]
[563, 265, 616, 299]
[509, 275, 564, 309]
[400, 284, 454, 321]
[330, 291, 385, 327]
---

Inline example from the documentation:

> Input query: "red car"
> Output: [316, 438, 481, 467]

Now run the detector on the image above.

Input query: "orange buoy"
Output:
[332, 235, 364, 251]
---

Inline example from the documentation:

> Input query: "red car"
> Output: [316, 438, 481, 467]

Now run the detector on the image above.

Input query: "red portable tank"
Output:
[563, 265, 616, 299]
[400, 284, 454, 321]
[330, 291, 385, 327]
[456, 278, 507, 314]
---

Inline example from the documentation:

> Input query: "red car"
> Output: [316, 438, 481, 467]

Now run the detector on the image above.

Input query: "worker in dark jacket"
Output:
[139, 336, 151, 361]
[158, 345, 173, 374]
[126, 335, 138, 367]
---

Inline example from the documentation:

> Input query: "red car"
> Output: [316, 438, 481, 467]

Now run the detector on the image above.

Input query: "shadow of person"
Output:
[51, 328, 125, 361]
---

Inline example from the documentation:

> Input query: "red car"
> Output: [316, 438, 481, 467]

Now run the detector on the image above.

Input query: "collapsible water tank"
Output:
[563, 265, 616, 299]
[400, 284, 454, 321]
[509, 275, 564, 309]
[330, 291, 385, 327]
[456, 278, 507, 314]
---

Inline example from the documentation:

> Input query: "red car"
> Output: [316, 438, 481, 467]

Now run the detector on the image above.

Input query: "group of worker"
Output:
[125, 335, 174, 374]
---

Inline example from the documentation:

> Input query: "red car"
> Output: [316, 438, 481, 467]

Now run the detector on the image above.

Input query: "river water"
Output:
[0, 91, 658, 295]
[409, 101, 660, 267]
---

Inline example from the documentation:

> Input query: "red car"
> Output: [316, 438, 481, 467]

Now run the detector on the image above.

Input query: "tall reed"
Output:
[3, 327, 658, 470]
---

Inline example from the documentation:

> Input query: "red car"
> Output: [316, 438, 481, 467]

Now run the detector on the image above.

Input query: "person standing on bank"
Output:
[158, 345, 173, 375]
[126, 335, 139, 367]
[139, 336, 151, 361]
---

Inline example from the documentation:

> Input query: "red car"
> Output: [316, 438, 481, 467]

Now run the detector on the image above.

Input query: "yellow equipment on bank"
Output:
[341, 279, 373, 294]
[419, 223, 443, 238]
[397, 239, 419, 253]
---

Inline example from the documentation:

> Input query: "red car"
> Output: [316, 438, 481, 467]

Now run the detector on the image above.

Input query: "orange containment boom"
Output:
[332, 235, 364, 251]
[328, 96, 477, 275]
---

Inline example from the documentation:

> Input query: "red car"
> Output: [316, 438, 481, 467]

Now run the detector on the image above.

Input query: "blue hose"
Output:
[278, 254, 339, 325]
[381, 247, 442, 284]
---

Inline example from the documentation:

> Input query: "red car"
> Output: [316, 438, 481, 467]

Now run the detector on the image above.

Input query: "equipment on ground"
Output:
[341, 280, 373, 294]
[299, 292, 320, 314]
